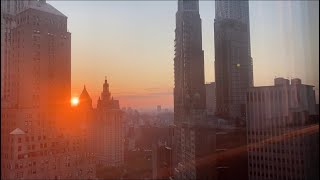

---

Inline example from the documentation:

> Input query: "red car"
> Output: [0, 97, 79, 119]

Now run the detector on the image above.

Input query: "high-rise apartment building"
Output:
[1, 1, 95, 179]
[214, 0, 253, 120]
[247, 78, 319, 180]
[173, 1, 215, 179]
[1, 0, 71, 110]
[89, 79, 124, 167]
[205, 82, 216, 116]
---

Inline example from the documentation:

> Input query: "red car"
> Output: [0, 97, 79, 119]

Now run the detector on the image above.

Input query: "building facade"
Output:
[214, 0, 253, 120]
[1, 1, 95, 179]
[173, 1, 215, 179]
[247, 78, 319, 180]
[90, 79, 124, 167]
[215, 127, 248, 180]
[1, 0, 71, 110]
[205, 82, 216, 116]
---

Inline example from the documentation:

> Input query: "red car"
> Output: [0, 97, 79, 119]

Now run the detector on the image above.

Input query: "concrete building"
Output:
[205, 82, 216, 116]
[90, 79, 124, 167]
[173, 0, 216, 179]
[247, 78, 319, 180]
[1, 0, 71, 111]
[1, 118, 96, 179]
[1, 1, 95, 179]
[214, 0, 253, 120]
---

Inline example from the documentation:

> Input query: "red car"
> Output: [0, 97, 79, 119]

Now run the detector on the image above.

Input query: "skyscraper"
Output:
[173, 1, 215, 179]
[1, 0, 71, 111]
[1, 1, 95, 179]
[90, 79, 124, 167]
[214, 0, 253, 120]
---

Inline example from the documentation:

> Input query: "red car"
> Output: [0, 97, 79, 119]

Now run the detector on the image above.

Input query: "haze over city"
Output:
[1, 1, 319, 180]
[49, 1, 319, 110]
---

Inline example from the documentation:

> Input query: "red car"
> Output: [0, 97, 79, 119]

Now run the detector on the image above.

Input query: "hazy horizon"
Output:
[48, 0, 319, 110]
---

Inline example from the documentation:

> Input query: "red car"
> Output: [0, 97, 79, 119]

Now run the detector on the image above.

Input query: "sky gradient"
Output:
[48, 1, 319, 111]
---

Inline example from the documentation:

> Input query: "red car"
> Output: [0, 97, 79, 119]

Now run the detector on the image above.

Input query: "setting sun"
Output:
[71, 97, 79, 106]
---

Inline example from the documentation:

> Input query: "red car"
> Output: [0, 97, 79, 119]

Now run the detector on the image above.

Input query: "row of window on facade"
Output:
[247, 89, 301, 103]
[249, 147, 305, 156]
[15, 14, 66, 28]
[249, 157, 304, 166]
[16, 135, 47, 143]
[249, 170, 305, 180]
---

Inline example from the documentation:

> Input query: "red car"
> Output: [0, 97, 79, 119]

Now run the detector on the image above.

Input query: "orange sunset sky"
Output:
[49, 1, 319, 110]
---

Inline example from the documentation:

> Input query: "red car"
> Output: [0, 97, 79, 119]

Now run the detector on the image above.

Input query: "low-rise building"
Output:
[247, 78, 319, 180]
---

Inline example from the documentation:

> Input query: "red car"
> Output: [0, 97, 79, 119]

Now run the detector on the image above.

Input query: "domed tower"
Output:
[79, 85, 92, 109]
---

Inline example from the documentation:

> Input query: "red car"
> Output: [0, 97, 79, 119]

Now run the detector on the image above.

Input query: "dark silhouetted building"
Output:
[214, 0, 253, 120]
[173, 0, 215, 179]
[205, 82, 216, 116]
[215, 127, 248, 180]
[152, 143, 172, 180]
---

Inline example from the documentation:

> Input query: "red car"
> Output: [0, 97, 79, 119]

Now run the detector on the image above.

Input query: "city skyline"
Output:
[48, 1, 319, 110]
[1, 1, 318, 180]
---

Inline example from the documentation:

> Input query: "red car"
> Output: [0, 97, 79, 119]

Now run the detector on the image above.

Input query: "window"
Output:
[16, 171, 23, 178]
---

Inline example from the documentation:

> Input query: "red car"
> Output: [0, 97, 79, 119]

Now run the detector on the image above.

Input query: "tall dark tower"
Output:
[173, 1, 214, 179]
[174, 0, 206, 121]
[214, 0, 253, 121]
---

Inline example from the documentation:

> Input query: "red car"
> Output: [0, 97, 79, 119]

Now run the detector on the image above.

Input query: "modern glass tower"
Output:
[214, 0, 253, 120]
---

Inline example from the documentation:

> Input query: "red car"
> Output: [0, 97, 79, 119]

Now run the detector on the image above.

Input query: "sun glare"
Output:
[71, 97, 79, 106]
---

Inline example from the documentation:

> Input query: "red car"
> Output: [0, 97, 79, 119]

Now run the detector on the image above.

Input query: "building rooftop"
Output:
[10, 128, 25, 135]
[20, 1, 66, 17]
[80, 85, 92, 101]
